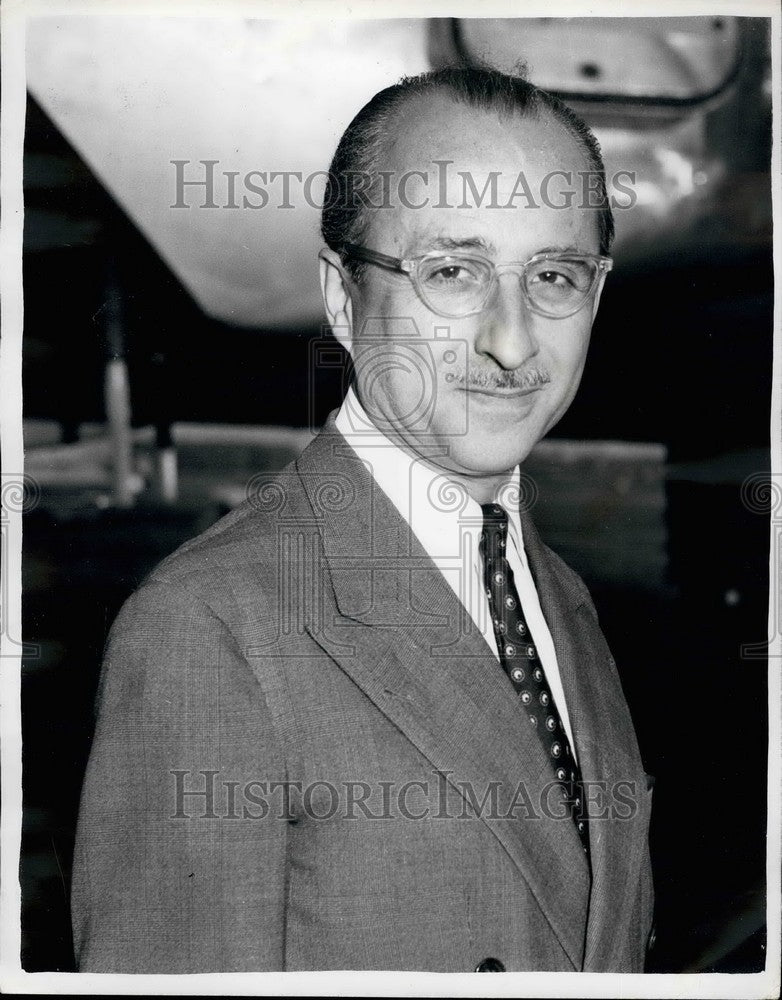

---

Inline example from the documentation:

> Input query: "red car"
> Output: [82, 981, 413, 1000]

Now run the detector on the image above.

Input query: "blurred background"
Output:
[20, 15, 773, 972]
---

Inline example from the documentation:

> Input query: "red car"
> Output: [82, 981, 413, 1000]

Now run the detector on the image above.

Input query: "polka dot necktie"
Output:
[480, 503, 590, 858]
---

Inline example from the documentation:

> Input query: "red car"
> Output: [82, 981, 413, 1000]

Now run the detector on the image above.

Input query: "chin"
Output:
[446, 436, 537, 476]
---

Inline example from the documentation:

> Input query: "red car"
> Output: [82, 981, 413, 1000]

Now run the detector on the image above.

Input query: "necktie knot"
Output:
[480, 503, 508, 526]
[480, 504, 508, 565]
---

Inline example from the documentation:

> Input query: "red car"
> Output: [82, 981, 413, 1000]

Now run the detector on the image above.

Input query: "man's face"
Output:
[335, 94, 607, 478]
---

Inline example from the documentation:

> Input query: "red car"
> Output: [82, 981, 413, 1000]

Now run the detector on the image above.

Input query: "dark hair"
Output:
[321, 66, 614, 278]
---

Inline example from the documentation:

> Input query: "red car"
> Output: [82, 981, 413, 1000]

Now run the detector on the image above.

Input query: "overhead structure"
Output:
[27, 15, 766, 328]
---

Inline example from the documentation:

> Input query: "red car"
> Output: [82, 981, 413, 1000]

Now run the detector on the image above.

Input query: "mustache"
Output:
[446, 368, 552, 390]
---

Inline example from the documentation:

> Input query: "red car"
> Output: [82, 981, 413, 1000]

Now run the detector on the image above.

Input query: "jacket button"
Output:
[475, 957, 505, 972]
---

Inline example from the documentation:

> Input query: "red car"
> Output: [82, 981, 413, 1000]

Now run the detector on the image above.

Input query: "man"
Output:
[71, 67, 653, 973]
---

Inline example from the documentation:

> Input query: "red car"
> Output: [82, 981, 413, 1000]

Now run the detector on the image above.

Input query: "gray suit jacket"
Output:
[71, 416, 654, 973]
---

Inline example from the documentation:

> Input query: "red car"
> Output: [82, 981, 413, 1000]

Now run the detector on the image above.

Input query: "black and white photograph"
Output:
[0, 0, 779, 994]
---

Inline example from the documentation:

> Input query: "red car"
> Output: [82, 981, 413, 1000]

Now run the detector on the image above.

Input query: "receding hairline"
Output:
[379, 87, 592, 168]
[321, 67, 615, 265]
[356, 89, 597, 253]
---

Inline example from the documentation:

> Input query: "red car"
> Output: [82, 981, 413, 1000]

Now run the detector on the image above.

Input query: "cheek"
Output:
[355, 293, 463, 421]
[354, 334, 443, 432]
[382, 353, 434, 418]
[548, 321, 591, 381]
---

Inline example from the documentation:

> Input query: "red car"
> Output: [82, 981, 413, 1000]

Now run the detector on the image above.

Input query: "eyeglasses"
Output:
[342, 242, 613, 320]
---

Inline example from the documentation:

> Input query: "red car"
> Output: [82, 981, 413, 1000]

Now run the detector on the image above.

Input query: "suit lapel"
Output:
[521, 512, 651, 969]
[295, 425, 590, 969]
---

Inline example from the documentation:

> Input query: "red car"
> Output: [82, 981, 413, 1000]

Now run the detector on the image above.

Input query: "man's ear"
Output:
[319, 247, 354, 355]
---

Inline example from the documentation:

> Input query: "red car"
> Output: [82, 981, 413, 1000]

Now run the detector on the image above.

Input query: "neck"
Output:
[433, 465, 517, 505]
[369, 426, 517, 506]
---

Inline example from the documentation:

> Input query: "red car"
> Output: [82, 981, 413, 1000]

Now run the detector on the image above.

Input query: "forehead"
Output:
[367, 92, 599, 257]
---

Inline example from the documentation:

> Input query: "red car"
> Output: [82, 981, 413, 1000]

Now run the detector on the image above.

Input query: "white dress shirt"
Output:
[335, 386, 577, 756]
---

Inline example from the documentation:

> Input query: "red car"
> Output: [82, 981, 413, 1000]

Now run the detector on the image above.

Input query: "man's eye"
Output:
[534, 269, 571, 286]
[430, 265, 469, 282]
[426, 263, 482, 285]
[530, 260, 593, 291]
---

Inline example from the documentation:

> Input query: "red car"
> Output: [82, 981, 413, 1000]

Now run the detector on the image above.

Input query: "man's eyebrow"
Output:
[535, 244, 593, 255]
[415, 238, 596, 257]
[423, 236, 496, 254]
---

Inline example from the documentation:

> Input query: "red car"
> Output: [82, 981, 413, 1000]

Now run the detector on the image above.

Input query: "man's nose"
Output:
[473, 271, 539, 371]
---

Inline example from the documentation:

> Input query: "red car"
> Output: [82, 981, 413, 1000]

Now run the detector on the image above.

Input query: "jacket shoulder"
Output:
[143, 460, 316, 603]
